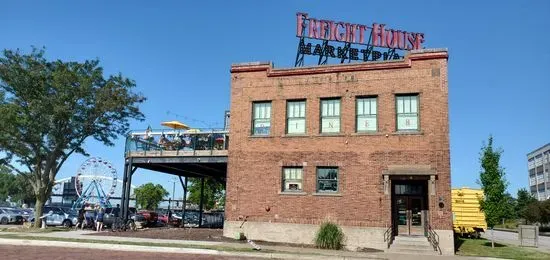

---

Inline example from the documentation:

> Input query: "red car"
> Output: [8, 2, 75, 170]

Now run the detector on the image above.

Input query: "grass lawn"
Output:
[0, 233, 273, 254]
[0, 227, 69, 233]
[456, 238, 550, 260]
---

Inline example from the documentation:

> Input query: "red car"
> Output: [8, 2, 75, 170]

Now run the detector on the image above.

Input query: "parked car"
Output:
[137, 210, 158, 226]
[0, 208, 24, 224]
[103, 207, 143, 228]
[29, 206, 78, 227]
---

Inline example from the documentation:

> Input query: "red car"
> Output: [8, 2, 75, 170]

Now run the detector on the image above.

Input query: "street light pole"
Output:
[169, 177, 177, 209]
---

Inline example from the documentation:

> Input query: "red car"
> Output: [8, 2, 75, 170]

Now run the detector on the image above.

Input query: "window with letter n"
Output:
[286, 100, 306, 134]
[356, 97, 377, 132]
[320, 98, 340, 134]
[396, 94, 419, 131]
[252, 101, 271, 135]
[316, 167, 338, 192]
[282, 167, 303, 192]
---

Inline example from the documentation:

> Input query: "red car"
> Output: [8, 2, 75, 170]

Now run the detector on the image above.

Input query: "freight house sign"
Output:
[294, 12, 425, 67]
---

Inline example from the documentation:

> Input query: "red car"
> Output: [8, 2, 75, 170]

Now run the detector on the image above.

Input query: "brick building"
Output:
[223, 49, 454, 254]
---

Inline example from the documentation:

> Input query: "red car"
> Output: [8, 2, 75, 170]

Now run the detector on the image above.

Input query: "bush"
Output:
[315, 222, 345, 250]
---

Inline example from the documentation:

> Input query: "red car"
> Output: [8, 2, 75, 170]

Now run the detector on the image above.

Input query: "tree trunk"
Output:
[491, 228, 495, 248]
[34, 196, 45, 228]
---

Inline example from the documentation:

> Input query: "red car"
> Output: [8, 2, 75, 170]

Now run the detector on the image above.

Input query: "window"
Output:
[320, 98, 341, 133]
[282, 167, 303, 192]
[316, 167, 338, 192]
[396, 94, 419, 131]
[252, 101, 271, 135]
[286, 100, 306, 134]
[356, 97, 377, 132]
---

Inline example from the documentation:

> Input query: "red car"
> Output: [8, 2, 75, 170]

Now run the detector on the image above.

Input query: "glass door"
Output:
[394, 196, 424, 236]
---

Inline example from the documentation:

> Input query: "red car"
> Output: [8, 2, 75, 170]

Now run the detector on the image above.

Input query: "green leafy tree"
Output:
[188, 177, 224, 210]
[134, 183, 168, 210]
[0, 48, 145, 227]
[523, 201, 541, 224]
[478, 136, 508, 248]
[502, 192, 517, 220]
[0, 165, 17, 202]
[516, 188, 537, 222]
[0, 165, 35, 205]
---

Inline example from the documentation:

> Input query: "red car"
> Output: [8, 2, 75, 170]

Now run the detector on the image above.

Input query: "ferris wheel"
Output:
[73, 157, 118, 209]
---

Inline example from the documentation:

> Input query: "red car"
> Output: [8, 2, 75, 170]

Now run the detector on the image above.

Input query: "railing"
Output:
[427, 225, 442, 255]
[125, 128, 229, 157]
[383, 225, 394, 249]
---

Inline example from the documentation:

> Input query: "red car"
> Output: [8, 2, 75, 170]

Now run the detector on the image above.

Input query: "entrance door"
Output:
[395, 196, 424, 236]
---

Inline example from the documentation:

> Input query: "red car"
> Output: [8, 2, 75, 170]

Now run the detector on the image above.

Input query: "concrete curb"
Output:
[0, 238, 379, 260]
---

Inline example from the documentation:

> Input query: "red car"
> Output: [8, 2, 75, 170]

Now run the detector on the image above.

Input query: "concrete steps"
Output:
[387, 235, 440, 255]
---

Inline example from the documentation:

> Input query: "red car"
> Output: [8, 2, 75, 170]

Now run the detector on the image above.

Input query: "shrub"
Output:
[315, 222, 345, 250]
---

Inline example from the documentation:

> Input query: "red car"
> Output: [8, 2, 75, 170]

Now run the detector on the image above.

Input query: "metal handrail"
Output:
[383, 225, 394, 249]
[427, 225, 442, 255]
[125, 128, 229, 156]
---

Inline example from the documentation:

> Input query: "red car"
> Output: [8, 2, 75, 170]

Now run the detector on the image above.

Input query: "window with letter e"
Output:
[356, 97, 377, 132]
[252, 101, 271, 135]
[396, 94, 419, 131]
[320, 98, 340, 134]
[317, 167, 338, 192]
[282, 167, 303, 192]
[286, 100, 306, 134]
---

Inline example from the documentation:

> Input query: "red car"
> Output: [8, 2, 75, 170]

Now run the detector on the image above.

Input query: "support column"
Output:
[121, 160, 129, 220]
[198, 177, 205, 228]
[122, 159, 133, 220]
[179, 176, 188, 227]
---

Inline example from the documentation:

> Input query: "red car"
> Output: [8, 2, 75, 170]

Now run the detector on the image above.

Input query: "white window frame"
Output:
[316, 167, 338, 193]
[320, 98, 341, 134]
[396, 94, 419, 131]
[286, 100, 306, 134]
[252, 101, 271, 136]
[282, 167, 303, 192]
[356, 97, 377, 132]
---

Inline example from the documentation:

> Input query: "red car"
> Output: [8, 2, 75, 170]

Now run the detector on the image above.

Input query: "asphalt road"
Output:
[481, 229, 550, 252]
[0, 244, 267, 260]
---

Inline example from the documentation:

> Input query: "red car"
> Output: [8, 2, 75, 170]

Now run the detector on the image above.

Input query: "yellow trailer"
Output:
[451, 188, 487, 238]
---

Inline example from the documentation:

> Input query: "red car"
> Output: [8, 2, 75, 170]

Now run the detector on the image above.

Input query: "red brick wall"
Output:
[226, 50, 452, 230]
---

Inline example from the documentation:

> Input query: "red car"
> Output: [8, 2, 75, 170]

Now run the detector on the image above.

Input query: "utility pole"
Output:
[169, 177, 177, 209]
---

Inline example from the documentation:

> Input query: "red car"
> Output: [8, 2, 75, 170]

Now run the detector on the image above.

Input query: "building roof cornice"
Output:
[230, 48, 448, 77]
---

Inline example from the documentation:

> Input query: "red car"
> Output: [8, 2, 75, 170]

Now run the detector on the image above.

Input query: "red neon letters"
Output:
[296, 12, 424, 50]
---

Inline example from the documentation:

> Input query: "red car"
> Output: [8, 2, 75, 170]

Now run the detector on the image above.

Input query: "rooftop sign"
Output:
[294, 12, 425, 66]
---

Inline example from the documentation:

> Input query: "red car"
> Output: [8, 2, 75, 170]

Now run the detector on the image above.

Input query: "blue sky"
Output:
[1, 1, 549, 199]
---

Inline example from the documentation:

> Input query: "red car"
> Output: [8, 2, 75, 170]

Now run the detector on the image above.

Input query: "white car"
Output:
[0, 208, 24, 224]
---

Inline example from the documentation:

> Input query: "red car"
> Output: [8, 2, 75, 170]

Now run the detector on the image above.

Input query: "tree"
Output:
[516, 188, 537, 222]
[134, 183, 168, 210]
[188, 177, 224, 211]
[0, 48, 145, 227]
[478, 136, 508, 248]
[502, 192, 517, 220]
[0, 166, 35, 206]
[0, 165, 17, 202]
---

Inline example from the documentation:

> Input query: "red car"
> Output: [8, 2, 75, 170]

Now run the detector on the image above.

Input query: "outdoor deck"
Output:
[125, 129, 228, 158]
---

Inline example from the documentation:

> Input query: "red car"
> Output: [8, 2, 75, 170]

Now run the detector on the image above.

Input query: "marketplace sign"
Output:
[295, 12, 425, 65]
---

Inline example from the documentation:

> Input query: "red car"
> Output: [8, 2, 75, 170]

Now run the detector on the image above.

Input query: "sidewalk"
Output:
[0, 230, 499, 260]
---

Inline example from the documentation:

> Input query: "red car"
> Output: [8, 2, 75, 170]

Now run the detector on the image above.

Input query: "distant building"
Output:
[528, 143, 550, 201]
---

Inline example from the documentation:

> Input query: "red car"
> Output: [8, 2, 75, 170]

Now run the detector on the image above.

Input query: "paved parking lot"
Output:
[0, 245, 267, 260]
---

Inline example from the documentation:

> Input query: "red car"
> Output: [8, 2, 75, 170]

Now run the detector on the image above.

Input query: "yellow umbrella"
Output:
[161, 120, 190, 130]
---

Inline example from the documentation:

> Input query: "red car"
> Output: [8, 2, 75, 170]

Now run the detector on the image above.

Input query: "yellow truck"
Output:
[451, 188, 487, 238]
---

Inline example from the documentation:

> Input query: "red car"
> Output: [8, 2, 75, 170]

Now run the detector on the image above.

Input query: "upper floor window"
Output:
[320, 98, 341, 134]
[396, 95, 419, 131]
[282, 167, 303, 192]
[286, 100, 306, 134]
[252, 101, 271, 135]
[356, 97, 377, 132]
